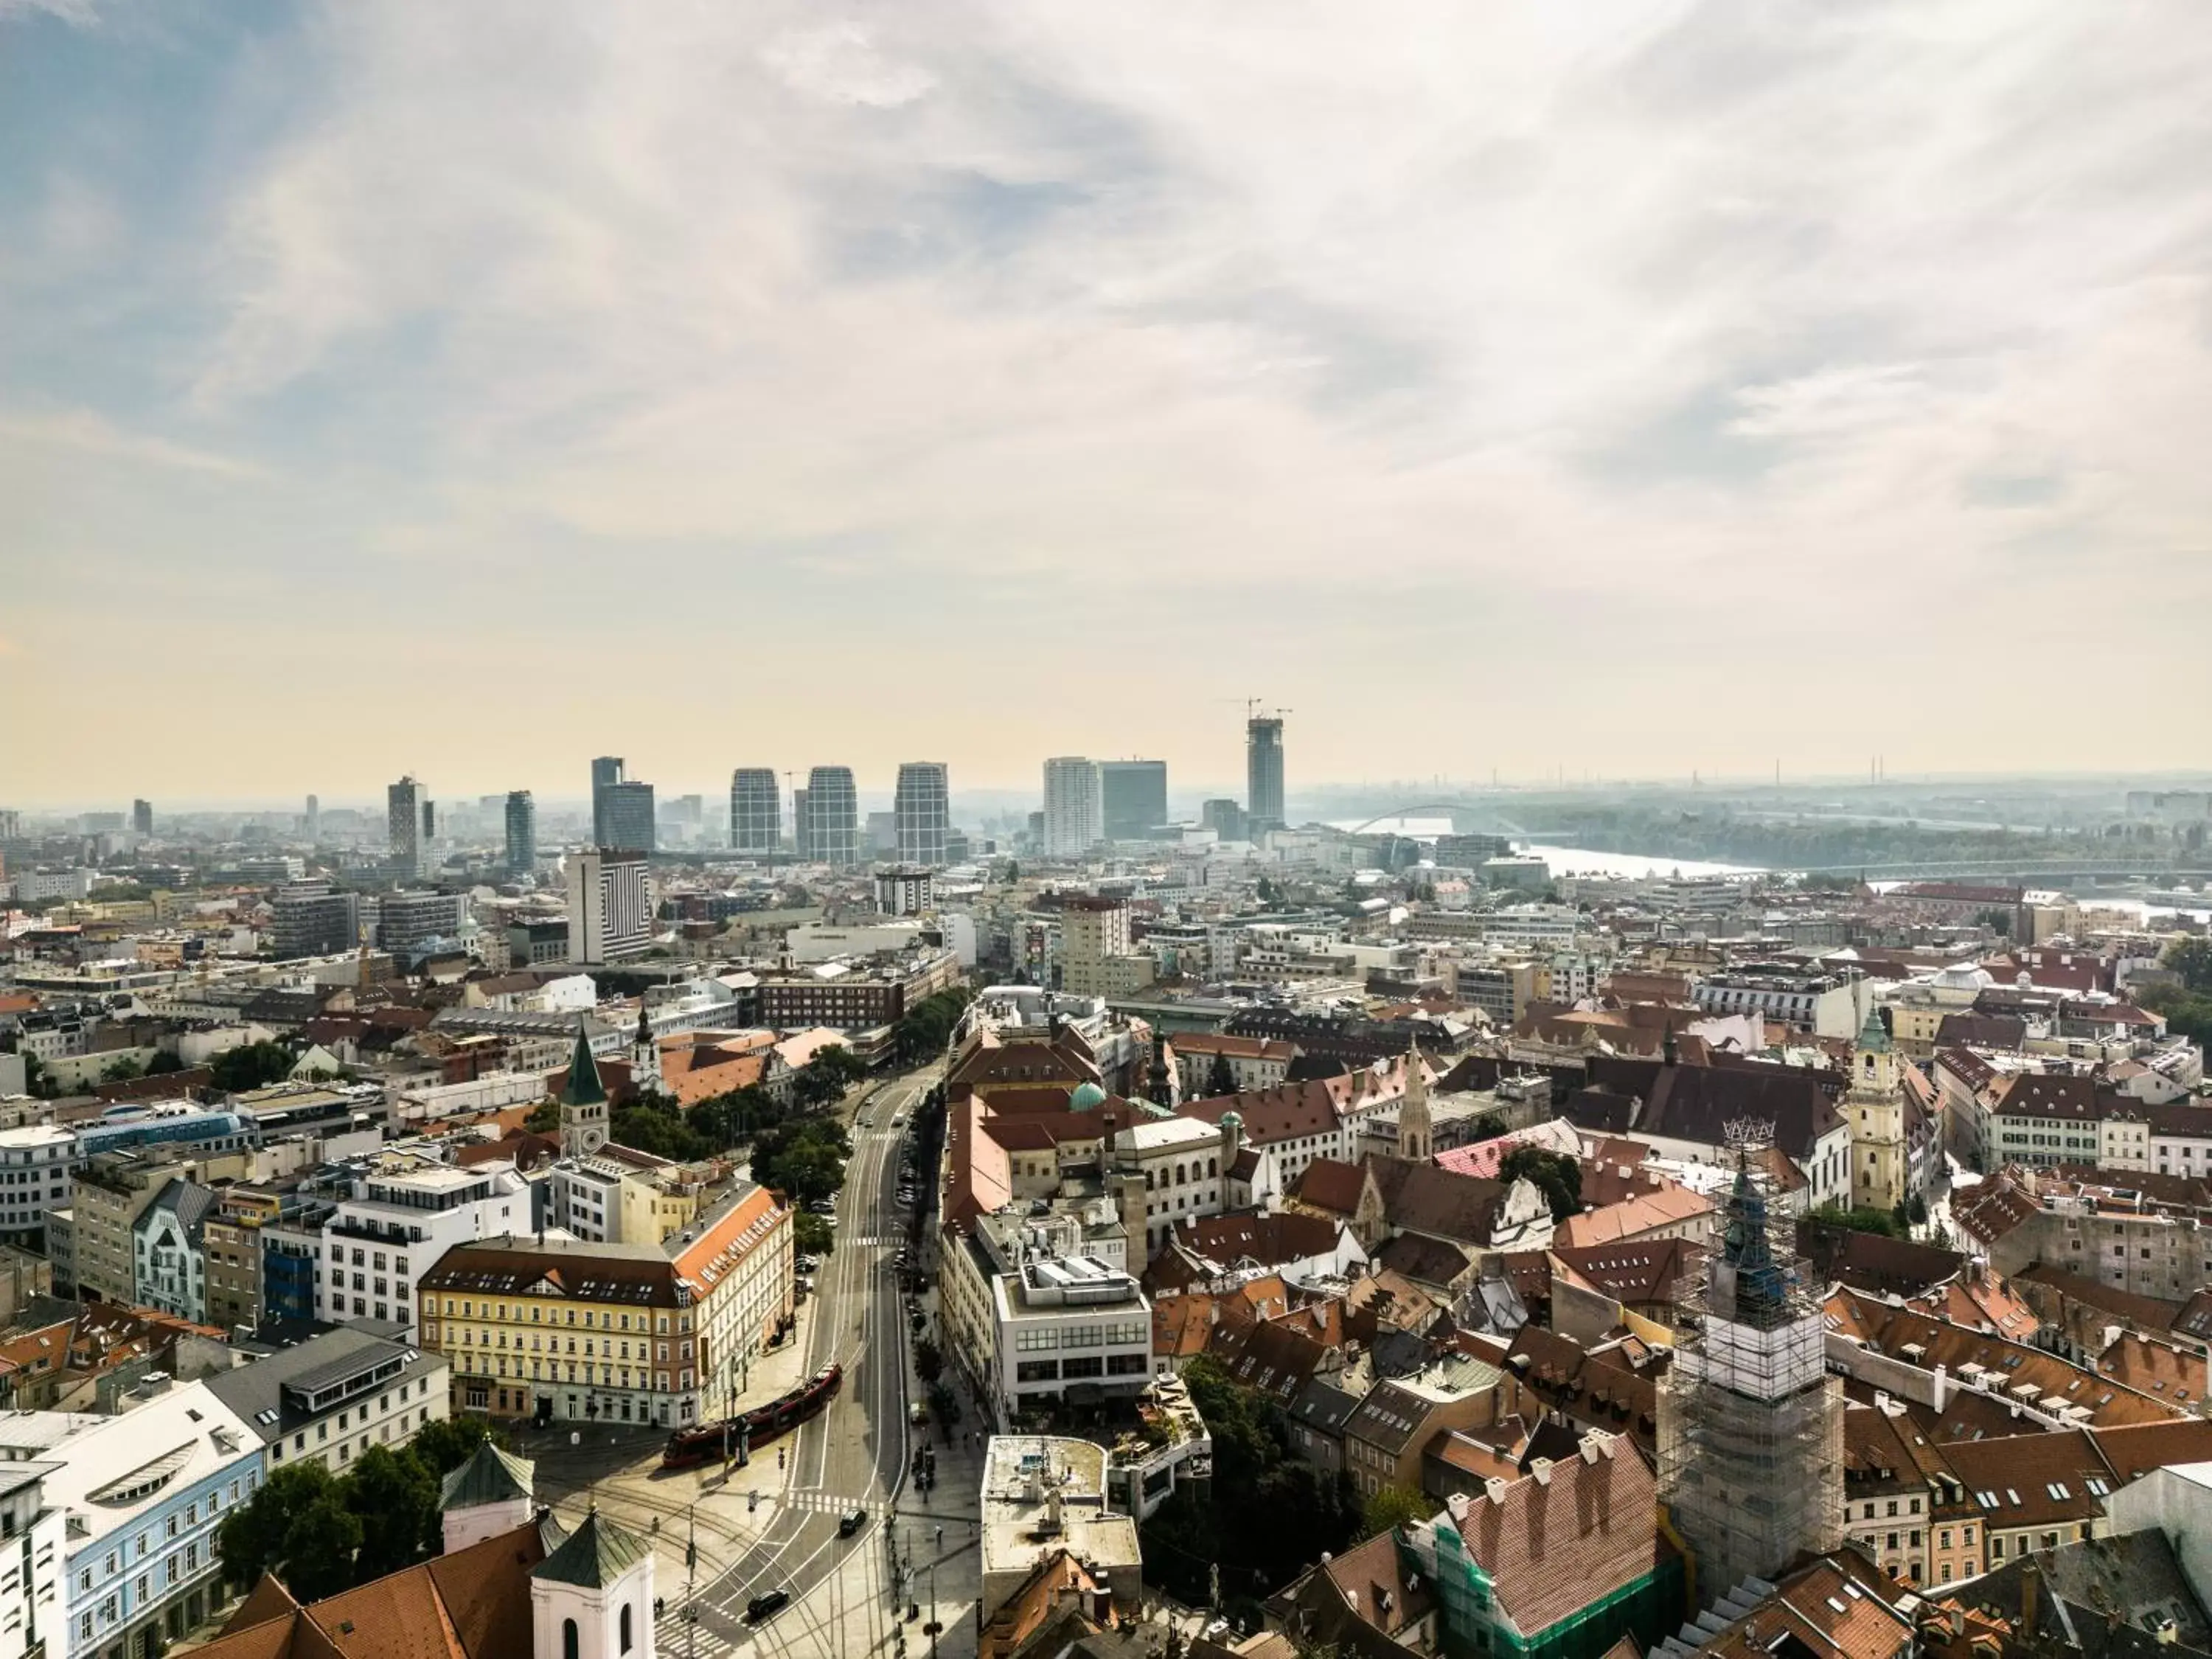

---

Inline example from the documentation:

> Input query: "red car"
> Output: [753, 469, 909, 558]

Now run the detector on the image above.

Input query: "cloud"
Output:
[0, 408, 265, 479]
[6, 0, 2212, 793]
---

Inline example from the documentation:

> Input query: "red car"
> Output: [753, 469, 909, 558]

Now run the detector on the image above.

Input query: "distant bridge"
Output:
[1337, 801, 1533, 838]
[1796, 860, 2212, 884]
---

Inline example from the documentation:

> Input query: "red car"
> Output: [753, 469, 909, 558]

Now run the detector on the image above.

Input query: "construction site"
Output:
[1657, 1127, 1846, 1608]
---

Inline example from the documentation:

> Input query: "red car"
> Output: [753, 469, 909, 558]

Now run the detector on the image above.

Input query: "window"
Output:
[621, 1606, 633, 1654]
[563, 1620, 580, 1659]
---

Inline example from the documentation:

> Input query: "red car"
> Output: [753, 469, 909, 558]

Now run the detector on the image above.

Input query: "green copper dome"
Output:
[1069, 1082, 1107, 1111]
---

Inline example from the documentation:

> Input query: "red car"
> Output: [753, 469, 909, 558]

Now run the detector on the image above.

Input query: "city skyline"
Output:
[9, 4, 2212, 797]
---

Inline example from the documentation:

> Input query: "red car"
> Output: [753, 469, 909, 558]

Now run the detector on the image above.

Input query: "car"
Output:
[745, 1590, 790, 1623]
[838, 1507, 869, 1538]
[891, 1113, 905, 1127]
[796, 1254, 818, 1272]
[909, 1400, 928, 1427]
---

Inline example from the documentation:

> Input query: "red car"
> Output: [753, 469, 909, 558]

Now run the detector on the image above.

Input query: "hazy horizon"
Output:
[8, 4, 2211, 799]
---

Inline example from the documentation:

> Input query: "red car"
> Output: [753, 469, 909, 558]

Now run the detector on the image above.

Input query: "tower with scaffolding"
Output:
[1657, 1121, 1843, 1607]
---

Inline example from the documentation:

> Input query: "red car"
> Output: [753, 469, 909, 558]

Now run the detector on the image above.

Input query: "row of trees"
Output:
[2140, 938, 2212, 1049]
[892, 987, 974, 1065]
[217, 1418, 501, 1601]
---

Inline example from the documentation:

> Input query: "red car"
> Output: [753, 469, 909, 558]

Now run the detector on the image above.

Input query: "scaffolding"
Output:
[1657, 1123, 1844, 1609]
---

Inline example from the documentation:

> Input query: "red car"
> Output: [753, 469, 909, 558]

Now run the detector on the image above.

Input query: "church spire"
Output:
[562, 1021, 606, 1107]
[1398, 1041, 1433, 1164]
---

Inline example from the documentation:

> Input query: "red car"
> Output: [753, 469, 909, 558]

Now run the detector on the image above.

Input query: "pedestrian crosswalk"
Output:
[778, 1489, 872, 1517]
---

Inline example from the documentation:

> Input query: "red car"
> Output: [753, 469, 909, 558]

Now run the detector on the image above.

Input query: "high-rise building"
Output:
[729, 769, 781, 853]
[566, 849, 653, 964]
[272, 882, 361, 959]
[304, 794, 319, 844]
[375, 889, 468, 955]
[590, 756, 625, 846]
[792, 787, 810, 854]
[504, 790, 537, 877]
[894, 762, 951, 866]
[803, 767, 859, 866]
[1060, 894, 1153, 997]
[131, 799, 153, 837]
[1098, 762, 1166, 841]
[602, 780, 656, 852]
[1246, 714, 1284, 833]
[1200, 798, 1248, 841]
[387, 776, 425, 877]
[1657, 1141, 1843, 1606]
[1042, 758, 1102, 858]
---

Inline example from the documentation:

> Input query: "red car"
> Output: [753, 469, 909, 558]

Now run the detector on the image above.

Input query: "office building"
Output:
[504, 789, 537, 877]
[318, 1153, 535, 1330]
[1200, 798, 1248, 841]
[728, 768, 781, 853]
[304, 793, 319, 843]
[272, 881, 361, 959]
[1246, 714, 1284, 832]
[30, 1382, 264, 1659]
[566, 849, 653, 964]
[0, 1124, 74, 1246]
[387, 775, 425, 877]
[803, 766, 859, 866]
[0, 1458, 65, 1659]
[875, 865, 934, 917]
[1042, 757, 1102, 858]
[602, 780, 656, 853]
[373, 889, 469, 956]
[1060, 895, 1153, 998]
[894, 761, 951, 866]
[205, 1324, 451, 1476]
[131, 798, 153, 837]
[590, 756, 625, 846]
[1098, 760, 1167, 841]
[791, 787, 810, 854]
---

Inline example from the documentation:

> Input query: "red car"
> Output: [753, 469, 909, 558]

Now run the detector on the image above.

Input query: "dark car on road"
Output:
[746, 1590, 790, 1623]
[838, 1506, 868, 1538]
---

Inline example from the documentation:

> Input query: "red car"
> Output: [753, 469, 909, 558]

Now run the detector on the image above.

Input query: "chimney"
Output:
[1531, 1457, 1554, 1485]
[1932, 1363, 1949, 1411]
[1091, 1573, 1113, 1625]
[1579, 1431, 1602, 1465]
[1485, 1477, 1509, 1505]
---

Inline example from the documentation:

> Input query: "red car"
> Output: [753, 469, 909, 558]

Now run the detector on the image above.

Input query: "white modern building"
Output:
[1042, 758, 1102, 860]
[1693, 968, 1868, 1038]
[0, 1124, 75, 1245]
[0, 1458, 66, 1659]
[204, 1324, 451, 1476]
[318, 1155, 536, 1331]
[566, 850, 653, 964]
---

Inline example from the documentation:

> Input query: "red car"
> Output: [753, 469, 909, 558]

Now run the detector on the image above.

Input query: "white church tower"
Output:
[530, 1511, 658, 1659]
[1397, 1044, 1435, 1164]
[440, 1439, 538, 1554]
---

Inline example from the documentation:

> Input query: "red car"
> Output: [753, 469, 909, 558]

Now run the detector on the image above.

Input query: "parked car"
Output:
[746, 1590, 790, 1624]
[908, 1400, 928, 1427]
[796, 1254, 819, 1272]
[838, 1507, 869, 1538]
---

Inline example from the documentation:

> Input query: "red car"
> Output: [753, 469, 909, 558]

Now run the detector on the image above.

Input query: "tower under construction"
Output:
[1657, 1127, 1843, 1607]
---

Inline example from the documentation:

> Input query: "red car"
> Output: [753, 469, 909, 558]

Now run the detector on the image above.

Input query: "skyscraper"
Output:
[304, 794, 319, 844]
[504, 790, 537, 877]
[893, 762, 951, 866]
[1042, 757, 1102, 858]
[566, 849, 653, 964]
[1657, 1138, 1843, 1605]
[1098, 761, 1167, 841]
[131, 799, 153, 838]
[602, 781, 656, 852]
[386, 776, 425, 878]
[729, 769, 782, 853]
[590, 757, 625, 847]
[1245, 714, 1284, 833]
[803, 767, 859, 866]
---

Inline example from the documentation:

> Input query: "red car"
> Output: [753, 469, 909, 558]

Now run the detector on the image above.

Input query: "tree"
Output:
[219, 1461, 343, 1590]
[524, 1097, 560, 1134]
[1359, 1484, 1430, 1541]
[344, 1445, 439, 1577]
[794, 1211, 835, 1256]
[1499, 1147, 1583, 1220]
[2165, 937, 2212, 994]
[146, 1051, 184, 1075]
[914, 1336, 943, 1384]
[100, 1055, 145, 1083]
[1471, 1112, 1506, 1141]
[1204, 1052, 1238, 1098]
[407, 1416, 507, 1480]
[210, 1040, 299, 1093]
[1822, 1205, 1903, 1239]
[281, 1494, 366, 1601]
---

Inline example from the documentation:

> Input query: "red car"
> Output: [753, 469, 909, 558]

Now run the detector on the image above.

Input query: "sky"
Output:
[4, 0, 2211, 807]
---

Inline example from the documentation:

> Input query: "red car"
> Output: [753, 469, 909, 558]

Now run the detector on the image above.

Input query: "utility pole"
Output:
[684, 1506, 697, 1659]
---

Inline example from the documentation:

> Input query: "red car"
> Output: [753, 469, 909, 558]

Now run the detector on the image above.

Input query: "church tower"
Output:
[1658, 1134, 1843, 1606]
[630, 1004, 661, 1091]
[1397, 1045, 1434, 1164]
[560, 1023, 611, 1158]
[529, 1510, 656, 1659]
[1846, 1006, 1907, 1213]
